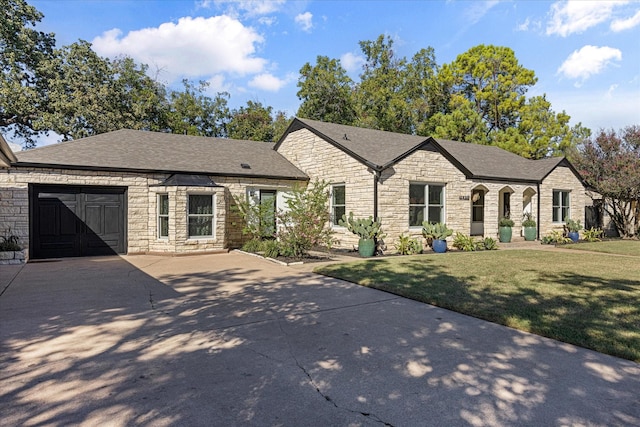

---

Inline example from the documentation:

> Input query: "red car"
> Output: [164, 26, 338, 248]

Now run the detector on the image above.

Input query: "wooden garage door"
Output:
[30, 185, 126, 259]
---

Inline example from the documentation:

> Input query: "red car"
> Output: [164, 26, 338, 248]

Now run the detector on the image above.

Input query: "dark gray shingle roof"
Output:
[282, 118, 569, 183]
[15, 129, 308, 180]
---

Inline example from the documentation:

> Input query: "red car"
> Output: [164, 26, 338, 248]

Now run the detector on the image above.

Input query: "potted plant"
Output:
[564, 217, 582, 243]
[498, 216, 514, 243]
[339, 212, 385, 257]
[522, 212, 536, 241]
[421, 222, 453, 253]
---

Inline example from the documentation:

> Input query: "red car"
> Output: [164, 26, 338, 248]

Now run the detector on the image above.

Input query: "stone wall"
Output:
[539, 164, 587, 237]
[0, 166, 304, 256]
[277, 128, 374, 248]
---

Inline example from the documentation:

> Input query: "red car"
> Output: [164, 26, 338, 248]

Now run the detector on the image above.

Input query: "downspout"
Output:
[537, 183, 541, 240]
[373, 170, 381, 220]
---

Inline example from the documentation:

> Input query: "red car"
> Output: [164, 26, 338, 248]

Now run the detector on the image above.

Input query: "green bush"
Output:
[262, 239, 280, 258]
[482, 237, 498, 250]
[499, 216, 515, 227]
[422, 222, 453, 241]
[583, 227, 603, 242]
[241, 238, 264, 253]
[453, 233, 477, 251]
[541, 230, 572, 245]
[395, 233, 422, 255]
[564, 217, 582, 232]
[339, 212, 386, 240]
[0, 232, 21, 251]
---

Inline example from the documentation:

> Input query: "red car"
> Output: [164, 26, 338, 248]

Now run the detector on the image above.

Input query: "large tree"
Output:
[0, 0, 56, 146]
[573, 126, 640, 238]
[296, 55, 355, 125]
[355, 34, 413, 134]
[166, 80, 230, 137]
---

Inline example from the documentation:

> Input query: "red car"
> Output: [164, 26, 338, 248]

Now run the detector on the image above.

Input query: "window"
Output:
[553, 190, 570, 222]
[409, 183, 445, 226]
[158, 194, 169, 238]
[188, 194, 214, 238]
[502, 192, 511, 218]
[331, 184, 346, 226]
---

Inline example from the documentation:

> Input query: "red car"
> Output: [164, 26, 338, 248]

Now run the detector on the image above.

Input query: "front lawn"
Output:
[559, 239, 640, 256]
[314, 250, 640, 362]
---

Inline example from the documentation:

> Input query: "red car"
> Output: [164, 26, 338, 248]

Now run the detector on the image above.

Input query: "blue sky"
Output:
[30, 0, 640, 144]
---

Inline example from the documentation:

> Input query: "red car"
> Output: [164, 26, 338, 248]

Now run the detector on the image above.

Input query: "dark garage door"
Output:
[30, 185, 127, 259]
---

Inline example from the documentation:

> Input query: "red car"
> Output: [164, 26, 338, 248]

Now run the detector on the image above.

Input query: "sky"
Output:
[26, 0, 640, 147]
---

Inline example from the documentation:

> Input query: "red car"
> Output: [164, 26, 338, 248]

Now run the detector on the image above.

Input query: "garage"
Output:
[30, 185, 127, 259]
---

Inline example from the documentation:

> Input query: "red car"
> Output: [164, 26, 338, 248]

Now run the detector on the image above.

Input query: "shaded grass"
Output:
[559, 239, 640, 256]
[314, 250, 640, 362]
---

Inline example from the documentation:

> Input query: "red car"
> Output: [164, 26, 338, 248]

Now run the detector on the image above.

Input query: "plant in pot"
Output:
[339, 212, 385, 257]
[522, 212, 537, 241]
[564, 217, 582, 243]
[498, 216, 514, 243]
[422, 222, 453, 253]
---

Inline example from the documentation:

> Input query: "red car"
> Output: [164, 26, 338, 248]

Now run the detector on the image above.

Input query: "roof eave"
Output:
[12, 162, 309, 182]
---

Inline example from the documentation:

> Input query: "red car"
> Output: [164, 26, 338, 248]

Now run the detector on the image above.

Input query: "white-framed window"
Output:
[553, 190, 570, 223]
[188, 194, 214, 238]
[331, 184, 346, 226]
[158, 194, 169, 239]
[409, 183, 445, 226]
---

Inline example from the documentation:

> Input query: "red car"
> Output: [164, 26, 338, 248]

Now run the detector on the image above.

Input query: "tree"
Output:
[228, 100, 275, 142]
[166, 80, 230, 137]
[296, 55, 356, 125]
[0, 0, 56, 146]
[493, 95, 591, 159]
[355, 35, 413, 133]
[574, 126, 640, 237]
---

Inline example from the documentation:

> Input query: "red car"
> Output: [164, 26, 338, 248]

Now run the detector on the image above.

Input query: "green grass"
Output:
[559, 239, 640, 256]
[314, 250, 640, 362]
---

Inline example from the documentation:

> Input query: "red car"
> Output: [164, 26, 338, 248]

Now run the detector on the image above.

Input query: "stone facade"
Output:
[539, 164, 587, 237]
[277, 130, 587, 251]
[0, 166, 303, 258]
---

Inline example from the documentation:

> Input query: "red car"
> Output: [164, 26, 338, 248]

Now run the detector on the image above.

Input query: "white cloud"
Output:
[340, 52, 365, 74]
[248, 73, 293, 92]
[611, 9, 640, 31]
[546, 0, 627, 37]
[605, 84, 619, 99]
[557, 45, 622, 85]
[295, 12, 313, 32]
[258, 16, 277, 26]
[209, 0, 286, 17]
[464, 0, 500, 25]
[92, 16, 266, 82]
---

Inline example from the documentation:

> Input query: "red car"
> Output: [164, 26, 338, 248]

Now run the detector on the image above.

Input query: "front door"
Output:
[471, 189, 484, 235]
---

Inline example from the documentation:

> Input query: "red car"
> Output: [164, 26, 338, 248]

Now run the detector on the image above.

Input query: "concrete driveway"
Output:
[1, 252, 638, 426]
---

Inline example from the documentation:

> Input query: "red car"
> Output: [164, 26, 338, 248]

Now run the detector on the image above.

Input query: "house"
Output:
[275, 118, 587, 248]
[0, 118, 587, 260]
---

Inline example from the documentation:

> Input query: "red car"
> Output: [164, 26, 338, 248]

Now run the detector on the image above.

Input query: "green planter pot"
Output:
[499, 226, 512, 243]
[524, 226, 536, 241]
[358, 238, 376, 257]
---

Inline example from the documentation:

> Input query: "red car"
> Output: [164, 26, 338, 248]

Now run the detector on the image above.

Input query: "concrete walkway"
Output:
[1, 252, 638, 426]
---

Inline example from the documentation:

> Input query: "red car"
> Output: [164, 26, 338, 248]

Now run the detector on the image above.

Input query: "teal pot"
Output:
[568, 231, 579, 243]
[524, 226, 536, 241]
[358, 238, 376, 257]
[499, 226, 512, 243]
[432, 239, 447, 253]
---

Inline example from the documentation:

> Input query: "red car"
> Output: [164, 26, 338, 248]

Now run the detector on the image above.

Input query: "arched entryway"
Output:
[471, 185, 488, 235]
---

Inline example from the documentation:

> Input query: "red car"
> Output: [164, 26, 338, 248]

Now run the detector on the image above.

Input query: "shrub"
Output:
[482, 237, 498, 250]
[541, 230, 572, 245]
[395, 233, 422, 255]
[499, 216, 515, 227]
[242, 238, 264, 253]
[339, 213, 386, 240]
[0, 232, 21, 251]
[453, 232, 477, 251]
[422, 222, 453, 242]
[522, 212, 536, 227]
[262, 239, 280, 258]
[276, 180, 335, 259]
[583, 227, 604, 242]
[564, 217, 582, 233]
[233, 193, 276, 239]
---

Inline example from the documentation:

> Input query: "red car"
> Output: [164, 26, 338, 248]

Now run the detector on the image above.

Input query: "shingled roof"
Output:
[13, 129, 308, 180]
[280, 118, 569, 183]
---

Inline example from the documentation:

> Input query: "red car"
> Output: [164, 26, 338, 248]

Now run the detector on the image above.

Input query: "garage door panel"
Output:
[31, 185, 126, 259]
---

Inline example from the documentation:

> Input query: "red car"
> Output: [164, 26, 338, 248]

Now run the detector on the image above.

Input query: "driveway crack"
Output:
[276, 317, 394, 426]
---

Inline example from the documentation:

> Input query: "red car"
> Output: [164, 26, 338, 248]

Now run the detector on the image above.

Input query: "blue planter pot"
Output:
[432, 239, 447, 253]
[568, 231, 579, 243]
